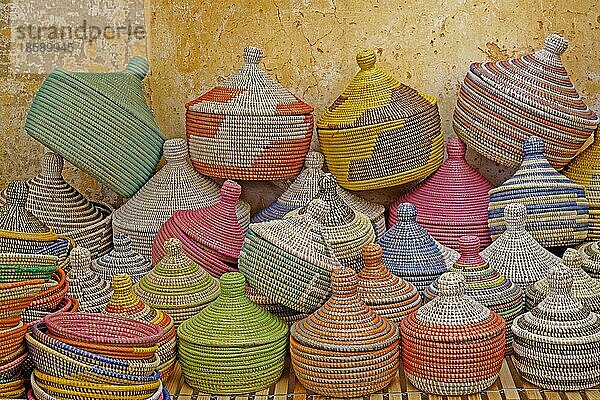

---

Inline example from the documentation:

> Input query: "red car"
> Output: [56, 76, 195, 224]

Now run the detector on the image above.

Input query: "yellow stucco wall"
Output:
[1, 0, 599, 210]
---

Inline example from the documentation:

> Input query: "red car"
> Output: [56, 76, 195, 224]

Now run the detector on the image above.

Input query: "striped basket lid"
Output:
[454, 34, 599, 170]
[488, 136, 589, 248]
[112, 138, 251, 259]
[25, 57, 166, 198]
[357, 243, 421, 325]
[481, 203, 561, 288]
[244, 285, 308, 326]
[526, 248, 600, 312]
[66, 247, 113, 313]
[425, 236, 524, 354]
[134, 238, 220, 326]
[285, 174, 375, 271]
[152, 180, 246, 277]
[400, 272, 506, 395]
[290, 265, 400, 398]
[317, 49, 444, 190]
[389, 137, 494, 250]
[238, 199, 336, 314]
[512, 261, 600, 390]
[579, 241, 600, 279]
[252, 151, 386, 238]
[378, 203, 447, 293]
[91, 234, 153, 285]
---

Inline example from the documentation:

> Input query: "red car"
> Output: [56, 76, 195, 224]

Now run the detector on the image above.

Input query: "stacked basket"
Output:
[317, 49, 444, 190]
[66, 247, 113, 313]
[454, 34, 599, 170]
[290, 265, 400, 397]
[91, 233, 153, 284]
[153, 180, 246, 277]
[389, 137, 494, 249]
[25, 57, 166, 197]
[178, 272, 289, 394]
[22, 267, 79, 325]
[488, 136, 589, 248]
[185, 46, 313, 180]
[579, 242, 600, 278]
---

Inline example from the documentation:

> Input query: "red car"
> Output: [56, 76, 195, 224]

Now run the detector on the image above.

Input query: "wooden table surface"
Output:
[164, 357, 600, 400]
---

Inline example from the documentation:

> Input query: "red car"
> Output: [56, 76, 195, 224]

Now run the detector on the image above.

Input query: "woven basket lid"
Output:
[91, 233, 153, 284]
[317, 50, 444, 190]
[286, 174, 375, 271]
[481, 203, 561, 288]
[389, 137, 494, 249]
[66, 247, 113, 313]
[579, 242, 600, 279]
[25, 57, 166, 197]
[134, 238, 220, 326]
[252, 151, 386, 238]
[244, 285, 308, 325]
[432, 237, 460, 268]
[357, 243, 421, 325]
[290, 265, 400, 397]
[238, 199, 336, 313]
[512, 262, 600, 390]
[378, 203, 446, 293]
[152, 180, 245, 277]
[425, 236, 524, 353]
[112, 138, 251, 259]
[454, 34, 599, 170]
[526, 248, 600, 312]
[488, 136, 589, 248]
[400, 272, 506, 395]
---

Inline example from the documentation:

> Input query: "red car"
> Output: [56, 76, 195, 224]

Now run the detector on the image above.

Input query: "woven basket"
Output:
[244, 286, 308, 326]
[317, 49, 444, 190]
[134, 238, 220, 326]
[378, 203, 446, 293]
[22, 268, 74, 324]
[454, 34, 599, 170]
[113, 138, 251, 259]
[425, 236, 524, 354]
[389, 137, 494, 249]
[153, 180, 246, 277]
[512, 262, 600, 390]
[91, 234, 153, 285]
[252, 151, 386, 238]
[0, 279, 44, 322]
[290, 265, 400, 397]
[24, 57, 166, 197]
[526, 249, 600, 312]
[185, 46, 313, 181]
[0, 253, 58, 283]
[432, 237, 460, 268]
[66, 247, 113, 313]
[22, 296, 79, 327]
[104, 274, 177, 377]
[488, 136, 589, 248]
[578, 241, 600, 278]
[401, 272, 506, 395]
[178, 272, 289, 394]
[285, 174, 375, 271]
[481, 203, 562, 288]
[238, 199, 336, 313]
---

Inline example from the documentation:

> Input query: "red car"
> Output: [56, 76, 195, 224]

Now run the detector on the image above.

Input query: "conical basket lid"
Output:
[66, 246, 113, 313]
[580, 242, 600, 279]
[91, 233, 153, 284]
[104, 273, 160, 322]
[564, 133, 600, 205]
[0, 181, 53, 236]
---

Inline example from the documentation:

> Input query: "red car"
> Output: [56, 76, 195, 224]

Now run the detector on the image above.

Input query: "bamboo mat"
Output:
[164, 357, 600, 400]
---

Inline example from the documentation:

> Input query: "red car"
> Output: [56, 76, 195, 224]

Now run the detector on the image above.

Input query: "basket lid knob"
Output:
[163, 238, 183, 256]
[163, 139, 188, 162]
[458, 235, 481, 256]
[70, 246, 92, 270]
[504, 203, 527, 231]
[219, 272, 246, 296]
[523, 136, 545, 159]
[362, 243, 383, 267]
[304, 151, 325, 170]
[6, 181, 28, 207]
[547, 264, 573, 294]
[113, 233, 133, 252]
[562, 248, 583, 272]
[356, 49, 376, 70]
[304, 198, 329, 224]
[40, 152, 64, 178]
[124, 56, 150, 80]
[544, 34, 568, 55]
[244, 47, 264, 64]
[331, 265, 358, 297]
[396, 203, 417, 222]
[220, 180, 242, 206]
[111, 273, 133, 292]
[438, 272, 465, 296]
[446, 137, 466, 159]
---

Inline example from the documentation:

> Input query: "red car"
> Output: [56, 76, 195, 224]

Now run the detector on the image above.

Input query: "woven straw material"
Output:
[0, 321, 27, 360]
[104, 274, 177, 377]
[153, 180, 245, 277]
[239, 199, 336, 314]
[526, 249, 600, 312]
[22, 268, 73, 324]
[401, 272, 506, 395]
[488, 137, 589, 248]
[178, 272, 289, 394]
[185, 47, 313, 181]
[378, 203, 446, 293]
[285, 174, 375, 271]
[113, 138, 251, 259]
[134, 238, 220, 326]
[481, 203, 562, 288]
[432, 238, 460, 268]
[578, 241, 600, 278]
[0, 253, 58, 283]
[91, 234, 153, 285]
[512, 261, 600, 390]
[317, 49, 444, 190]
[25, 57, 166, 197]
[22, 296, 79, 327]
[358, 243, 421, 325]
[66, 247, 113, 313]
[290, 265, 400, 397]
[244, 286, 308, 326]
[389, 138, 494, 249]
[251, 151, 386, 238]
[0, 279, 44, 322]
[425, 236, 524, 354]
[0, 376, 26, 399]
[454, 34, 599, 170]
